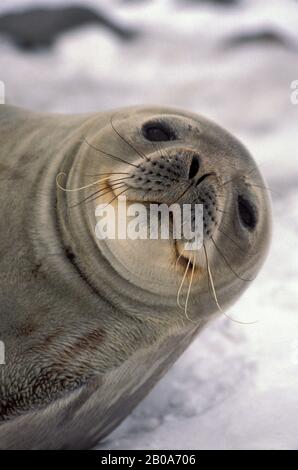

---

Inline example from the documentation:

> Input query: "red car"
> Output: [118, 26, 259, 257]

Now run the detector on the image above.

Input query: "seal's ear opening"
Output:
[237, 195, 257, 231]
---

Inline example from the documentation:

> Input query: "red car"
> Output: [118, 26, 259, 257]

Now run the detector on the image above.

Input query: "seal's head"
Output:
[61, 106, 271, 322]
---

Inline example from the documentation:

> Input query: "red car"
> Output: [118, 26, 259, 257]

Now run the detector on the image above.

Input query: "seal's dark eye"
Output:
[142, 122, 175, 142]
[237, 195, 257, 231]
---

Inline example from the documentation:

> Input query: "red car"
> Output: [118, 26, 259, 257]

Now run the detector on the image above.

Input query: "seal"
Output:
[0, 105, 271, 449]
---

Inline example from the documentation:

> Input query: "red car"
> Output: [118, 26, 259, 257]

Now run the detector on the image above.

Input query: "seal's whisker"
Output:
[217, 226, 247, 253]
[71, 181, 127, 208]
[203, 243, 220, 311]
[203, 244, 256, 325]
[98, 187, 129, 210]
[60, 173, 129, 193]
[84, 171, 130, 178]
[172, 182, 193, 205]
[152, 141, 172, 163]
[184, 253, 197, 323]
[110, 114, 149, 162]
[155, 142, 164, 160]
[203, 243, 212, 299]
[108, 176, 131, 185]
[217, 165, 259, 190]
[82, 181, 127, 204]
[175, 247, 186, 270]
[217, 162, 271, 191]
[177, 256, 191, 309]
[211, 236, 253, 282]
[218, 176, 238, 189]
[142, 187, 152, 199]
[245, 182, 278, 195]
[221, 178, 276, 195]
[83, 136, 139, 168]
[70, 185, 122, 208]
[56, 172, 112, 192]
[216, 206, 228, 211]
[204, 243, 228, 318]
[78, 185, 129, 209]
[216, 207, 229, 214]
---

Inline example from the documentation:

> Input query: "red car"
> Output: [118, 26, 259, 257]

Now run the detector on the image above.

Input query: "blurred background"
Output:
[0, 0, 297, 450]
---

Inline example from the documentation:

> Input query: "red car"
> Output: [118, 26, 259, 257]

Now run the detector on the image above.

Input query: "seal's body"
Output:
[0, 105, 271, 449]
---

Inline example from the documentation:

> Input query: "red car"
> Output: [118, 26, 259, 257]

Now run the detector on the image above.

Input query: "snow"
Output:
[1, 0, 298, 450]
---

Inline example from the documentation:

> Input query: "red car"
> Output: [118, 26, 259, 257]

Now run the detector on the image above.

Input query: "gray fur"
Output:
[0, 105, 271, 449]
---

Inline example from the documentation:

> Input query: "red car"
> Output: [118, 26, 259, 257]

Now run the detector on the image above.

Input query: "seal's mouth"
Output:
[174, 239, 204, 278]
[100, 178, 203, 277]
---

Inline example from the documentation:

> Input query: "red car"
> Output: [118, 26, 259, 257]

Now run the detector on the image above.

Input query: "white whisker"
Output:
[177, 256, 191, 309]
[184, 254, 196, 323]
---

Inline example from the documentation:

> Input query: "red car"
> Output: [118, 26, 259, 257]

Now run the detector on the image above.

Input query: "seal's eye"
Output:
[237, 195, 257, 231]
[142, 122, 175, 142]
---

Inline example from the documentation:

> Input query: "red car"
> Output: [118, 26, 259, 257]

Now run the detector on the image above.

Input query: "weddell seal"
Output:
[0, 105, 271, 449]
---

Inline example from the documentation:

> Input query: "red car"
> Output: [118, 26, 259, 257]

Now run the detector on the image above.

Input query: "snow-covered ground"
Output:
[1, 0, 298, 450]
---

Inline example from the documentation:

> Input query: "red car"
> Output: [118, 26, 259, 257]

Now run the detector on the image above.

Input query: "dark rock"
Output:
[0, 5, 137, 51]
[225, 29, 295, 50]
[183, 0, 238, 5]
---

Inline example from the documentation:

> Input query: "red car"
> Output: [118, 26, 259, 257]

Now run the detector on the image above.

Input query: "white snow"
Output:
[0, 0, 298, 450]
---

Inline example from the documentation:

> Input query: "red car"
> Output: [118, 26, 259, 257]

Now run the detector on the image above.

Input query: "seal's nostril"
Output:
[188, 156, 200, 179]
